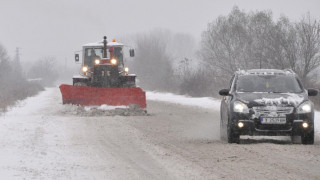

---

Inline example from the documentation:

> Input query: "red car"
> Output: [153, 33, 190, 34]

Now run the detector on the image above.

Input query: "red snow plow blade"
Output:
[59, 84, 146, 108]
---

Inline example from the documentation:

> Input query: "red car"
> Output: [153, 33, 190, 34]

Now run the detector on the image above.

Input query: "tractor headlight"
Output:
[94, 59, 100, 65]
[82, 66, 88, 72]
[124, 67, 129, 73]
[297, 101, 312, 113]
[233, 101, 249, 113]
[110, 58, 117, 65]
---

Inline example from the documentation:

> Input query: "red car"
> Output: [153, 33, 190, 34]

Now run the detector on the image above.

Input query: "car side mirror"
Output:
[307, 88, 318, 96]
[219, 89, 230, 96]
[75, 54, 80, 62]
[129, 49, 135, 57]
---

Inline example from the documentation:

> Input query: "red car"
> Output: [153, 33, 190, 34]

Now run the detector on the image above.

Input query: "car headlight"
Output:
[82, 66, 88, 72]
[110, 58, 117, 65]
[233, 101, 249, 113]
[94, 59, 100, 65]
[297, 101, 312, 113]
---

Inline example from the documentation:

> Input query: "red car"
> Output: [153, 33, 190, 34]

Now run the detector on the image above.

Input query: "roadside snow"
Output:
[0, 88, 320, 179]
[3, 89, 320, 141]
[146, 91, 221, 110]
[4, 89, 52, 116]
[84, 105, 128, 111]
[315, 112, 320, 135]
[146, 91, 320, 137]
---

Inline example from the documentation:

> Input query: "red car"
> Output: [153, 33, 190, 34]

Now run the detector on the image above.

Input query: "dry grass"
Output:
[0, 81, 44, 113]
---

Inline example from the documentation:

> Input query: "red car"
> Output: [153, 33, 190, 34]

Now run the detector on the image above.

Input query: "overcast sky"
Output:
[0, 0, 320, 64]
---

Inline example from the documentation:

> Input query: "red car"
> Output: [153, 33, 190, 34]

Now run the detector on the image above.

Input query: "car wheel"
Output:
[301, 130, 314, 145]
[220, 114, 226, 141]
[227, 120, 240, 144]
[290, 136, 300, 144]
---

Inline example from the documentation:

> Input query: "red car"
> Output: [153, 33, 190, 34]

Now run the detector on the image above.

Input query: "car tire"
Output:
[227, 120, 240, 144]
[290, 136, 301, 144]
[301, 130, 314, 145]
[220, 115, 226, 141]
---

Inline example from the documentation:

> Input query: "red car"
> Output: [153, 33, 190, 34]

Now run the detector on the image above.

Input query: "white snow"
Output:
[84, 105, 128, 111]
[72, 75, 88, 79]
[0, 88, 319, 179]
[83, 41, 124, 47]
[315, 111, 320, 135]
[4, 89, 52, 116]
[146, 91, 221, 110]
[146, 91, 320, 137]
[254, 94, 304, 106]
[3, 89, 319, 135]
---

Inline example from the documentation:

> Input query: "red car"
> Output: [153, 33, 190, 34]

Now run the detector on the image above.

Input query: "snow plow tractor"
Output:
[59, 36, 146, 109]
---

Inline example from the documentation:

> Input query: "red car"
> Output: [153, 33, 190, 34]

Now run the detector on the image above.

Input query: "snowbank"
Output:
[146, 91, 221, 110]
[146, 91, 320, 136]
[315, 112, 320, 135]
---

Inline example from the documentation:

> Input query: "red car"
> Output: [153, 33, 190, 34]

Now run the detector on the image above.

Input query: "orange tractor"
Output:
[59, 36, 146, 108]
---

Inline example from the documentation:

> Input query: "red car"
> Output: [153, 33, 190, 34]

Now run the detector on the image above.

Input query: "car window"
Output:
[236, 75, 303, 93]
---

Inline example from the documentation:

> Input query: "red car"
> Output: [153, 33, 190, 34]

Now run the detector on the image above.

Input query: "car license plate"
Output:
[260, 117, 286, 124]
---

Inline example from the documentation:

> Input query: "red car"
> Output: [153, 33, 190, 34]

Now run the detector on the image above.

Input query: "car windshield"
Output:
[236, 75, 303, 93]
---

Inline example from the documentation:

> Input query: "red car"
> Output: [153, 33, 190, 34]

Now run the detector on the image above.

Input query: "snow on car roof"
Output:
[236, 69, 295, 76]
[83, 41, 124, 47]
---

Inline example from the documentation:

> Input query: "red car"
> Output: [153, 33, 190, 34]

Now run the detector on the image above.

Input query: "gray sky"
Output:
[1, 0, 320, 64]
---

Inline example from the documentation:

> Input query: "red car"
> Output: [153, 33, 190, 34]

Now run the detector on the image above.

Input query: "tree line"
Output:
[2, 6, 320, 111]
[131, 7, 320, 99]
[0, 44, 44, 113]
[199, 7, 320, 89]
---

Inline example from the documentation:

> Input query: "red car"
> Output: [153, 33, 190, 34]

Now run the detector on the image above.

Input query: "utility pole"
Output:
[14, 47, 22, 77]
[15, 47, 21, 63]
[259, 58, 261, 69]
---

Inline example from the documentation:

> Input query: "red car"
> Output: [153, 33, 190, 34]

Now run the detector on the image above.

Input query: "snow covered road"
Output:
[0, 88, 320, 179]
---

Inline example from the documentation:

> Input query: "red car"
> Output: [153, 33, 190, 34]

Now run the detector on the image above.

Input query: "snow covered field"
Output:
[0, 88, 320, 179]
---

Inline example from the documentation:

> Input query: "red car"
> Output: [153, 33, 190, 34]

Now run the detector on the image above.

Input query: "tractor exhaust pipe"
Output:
[103, 36, 107, 58]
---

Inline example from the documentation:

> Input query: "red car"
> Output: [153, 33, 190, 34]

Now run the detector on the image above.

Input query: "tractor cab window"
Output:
[84, 47, 110, 67]
[113, 47, 124, 66]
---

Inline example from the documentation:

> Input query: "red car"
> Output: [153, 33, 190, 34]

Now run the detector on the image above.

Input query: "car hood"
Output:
[235, 92, 307, 107]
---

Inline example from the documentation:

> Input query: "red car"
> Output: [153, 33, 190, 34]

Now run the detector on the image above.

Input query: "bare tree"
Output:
[0, 43, 11, 80]
[0, 43, 43, 113]
[28, 56, 59, 87]
[199, 7, 271, 83]
[295, 13, 320, 82]
[198, 7, 320, 94]
[275, 16, 298, 71]
[131, 31, 175, 91]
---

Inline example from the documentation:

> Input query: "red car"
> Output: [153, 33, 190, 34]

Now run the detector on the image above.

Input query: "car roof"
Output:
[236, 69, 295, 76]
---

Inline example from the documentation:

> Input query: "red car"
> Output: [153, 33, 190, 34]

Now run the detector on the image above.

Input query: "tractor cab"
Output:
[75, 37, 134, 70]
[83, 47, 108, 67]
[81, 40, 124, 68]
[73, 37, 136, 88]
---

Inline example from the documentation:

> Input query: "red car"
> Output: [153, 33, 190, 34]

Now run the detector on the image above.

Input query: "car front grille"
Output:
[252, 106, 294, 116]
[252, 106, 294, 131]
